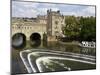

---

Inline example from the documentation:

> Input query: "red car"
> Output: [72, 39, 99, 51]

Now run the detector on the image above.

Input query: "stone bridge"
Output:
[11, 21, 47, 48]
[12, 21, 47, 40]
[11, 9, 66, 48]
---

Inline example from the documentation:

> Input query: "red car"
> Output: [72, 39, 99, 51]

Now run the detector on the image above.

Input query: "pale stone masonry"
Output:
[47, 9, 65, 37]
[12, 9, 66, 41]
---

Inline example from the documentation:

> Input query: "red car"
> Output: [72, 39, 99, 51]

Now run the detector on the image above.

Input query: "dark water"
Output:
[41, 41, 96, 56]
[13, 40, 96, 56]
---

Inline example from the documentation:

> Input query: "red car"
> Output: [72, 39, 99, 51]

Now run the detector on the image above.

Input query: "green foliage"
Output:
[64, 16, 96, 41]
[80, 16, 96, 41]
[64, 16, 81, 40]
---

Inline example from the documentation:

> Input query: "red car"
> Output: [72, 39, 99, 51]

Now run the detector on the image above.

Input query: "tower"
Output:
[47, 9, 65, 38]
[47, 9, 52, 36]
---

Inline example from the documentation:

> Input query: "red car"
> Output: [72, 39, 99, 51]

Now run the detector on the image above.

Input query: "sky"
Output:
[12, 1, 96, 18]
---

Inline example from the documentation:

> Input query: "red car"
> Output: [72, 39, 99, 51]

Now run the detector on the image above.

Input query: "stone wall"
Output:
[12, 19, 47, 40]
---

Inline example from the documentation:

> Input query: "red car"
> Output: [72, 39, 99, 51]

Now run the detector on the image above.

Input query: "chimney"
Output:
[47, 10, 49, 13]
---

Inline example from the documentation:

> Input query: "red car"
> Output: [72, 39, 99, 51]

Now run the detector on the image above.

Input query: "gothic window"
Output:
[55, 21, 58, 25]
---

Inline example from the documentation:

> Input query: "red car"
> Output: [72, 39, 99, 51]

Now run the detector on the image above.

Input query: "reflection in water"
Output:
[43, 40, 47, 47]
[44, 41, 96, 56]
[12, 33, 26, 49]
[12, 41, 96, 74]
[80, 48, 96, 56]
[12, 40, 96, 56]
[30, 39, 41, 48]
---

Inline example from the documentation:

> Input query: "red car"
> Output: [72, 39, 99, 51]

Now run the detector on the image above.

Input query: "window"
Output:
[55, 21, 58, 25]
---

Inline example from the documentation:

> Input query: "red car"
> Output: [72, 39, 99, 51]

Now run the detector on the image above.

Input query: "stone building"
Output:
[47, 9, 65, 39]
[12, 9, 66, 41]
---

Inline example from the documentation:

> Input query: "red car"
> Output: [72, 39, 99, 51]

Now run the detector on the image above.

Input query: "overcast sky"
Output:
[12, 1, 96, 18]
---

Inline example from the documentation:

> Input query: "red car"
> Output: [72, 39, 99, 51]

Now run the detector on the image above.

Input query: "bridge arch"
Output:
[30, 33, 41, 40]
[12, 33, 26, 48]
[30, 33, 41, 47]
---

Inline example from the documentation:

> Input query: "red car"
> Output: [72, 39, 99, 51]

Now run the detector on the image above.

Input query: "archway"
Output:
[12, 33, 26, 49]
[30, 33, 41, 47]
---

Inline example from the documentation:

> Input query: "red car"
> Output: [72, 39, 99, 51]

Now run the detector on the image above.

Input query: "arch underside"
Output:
[30, 33, 41, 47]
[12, 32, 42, 48]
[12, 33, 26, 48]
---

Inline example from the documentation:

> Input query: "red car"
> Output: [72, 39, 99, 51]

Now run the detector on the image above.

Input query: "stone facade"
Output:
[12, 9, 66, 41]
[47, 9, 65, 37]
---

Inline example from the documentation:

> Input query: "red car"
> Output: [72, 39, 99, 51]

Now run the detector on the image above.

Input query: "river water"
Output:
[11, 40, 96, 74]
[24, 41, 96, 56]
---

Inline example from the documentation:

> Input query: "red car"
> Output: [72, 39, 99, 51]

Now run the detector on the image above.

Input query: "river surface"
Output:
[25, 41, 96, 56]
[11, 41, 96, 74]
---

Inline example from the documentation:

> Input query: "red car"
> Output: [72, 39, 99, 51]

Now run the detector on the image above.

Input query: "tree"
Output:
[63, 16, 96, 41]
[80, 16, 96, 41]
[64, 16, 81, 40]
